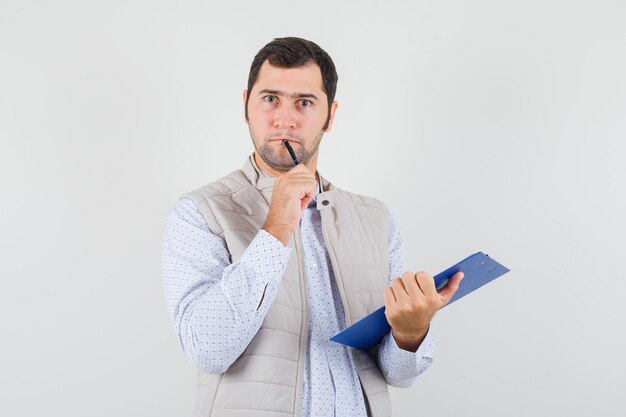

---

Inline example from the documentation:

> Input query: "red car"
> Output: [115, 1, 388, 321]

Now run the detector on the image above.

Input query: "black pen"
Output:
[283, 140, 300, 165]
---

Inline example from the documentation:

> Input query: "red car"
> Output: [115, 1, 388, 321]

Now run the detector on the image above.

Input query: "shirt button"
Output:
[322, 200, 329, 206]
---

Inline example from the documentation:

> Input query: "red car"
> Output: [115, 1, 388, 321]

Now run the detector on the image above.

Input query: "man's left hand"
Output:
[384, 270, 464, 352]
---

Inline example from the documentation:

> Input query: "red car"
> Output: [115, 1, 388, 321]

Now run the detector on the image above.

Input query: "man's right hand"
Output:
[262, 164, 318, 246]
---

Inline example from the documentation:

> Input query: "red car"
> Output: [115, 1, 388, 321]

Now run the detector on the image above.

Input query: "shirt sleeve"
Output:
[161, 197, 292, 373]
[377, 209, 436, 388]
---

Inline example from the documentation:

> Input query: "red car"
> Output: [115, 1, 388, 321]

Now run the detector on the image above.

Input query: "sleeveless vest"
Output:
[182, 155, 392, 417]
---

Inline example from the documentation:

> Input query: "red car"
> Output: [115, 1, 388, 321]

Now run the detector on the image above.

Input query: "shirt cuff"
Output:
[247, 228, 293, 265]
[386, 327, 435, 360]
[378, 327, 435, 387]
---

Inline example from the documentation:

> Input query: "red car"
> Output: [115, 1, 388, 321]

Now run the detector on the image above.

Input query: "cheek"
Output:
[248, 116, 274, 141]
[249, 108, 274, 125]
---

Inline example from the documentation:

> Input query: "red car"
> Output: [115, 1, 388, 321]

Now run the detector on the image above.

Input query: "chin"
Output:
[257, 152, 292, 170]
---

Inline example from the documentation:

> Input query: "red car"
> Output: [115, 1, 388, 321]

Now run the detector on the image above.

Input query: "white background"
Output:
[1, 1, 624, 416]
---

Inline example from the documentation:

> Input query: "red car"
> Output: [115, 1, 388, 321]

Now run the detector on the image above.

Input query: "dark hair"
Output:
[245, 37, 338, 130]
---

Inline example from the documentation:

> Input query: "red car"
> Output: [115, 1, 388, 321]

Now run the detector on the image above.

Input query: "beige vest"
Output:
[183, 156, 392, 417]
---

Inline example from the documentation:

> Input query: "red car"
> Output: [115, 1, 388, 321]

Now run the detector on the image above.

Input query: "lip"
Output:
[270, 138, 300, 144]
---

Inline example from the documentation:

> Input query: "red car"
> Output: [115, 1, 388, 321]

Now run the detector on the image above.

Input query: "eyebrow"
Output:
[258, 89, 319, 100]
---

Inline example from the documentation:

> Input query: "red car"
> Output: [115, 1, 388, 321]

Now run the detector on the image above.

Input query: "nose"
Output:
[273, 105, 297, 129]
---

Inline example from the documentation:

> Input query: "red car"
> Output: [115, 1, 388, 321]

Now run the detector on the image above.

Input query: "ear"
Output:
[242, 89, 249, 123]
[324, 100, 339, 132]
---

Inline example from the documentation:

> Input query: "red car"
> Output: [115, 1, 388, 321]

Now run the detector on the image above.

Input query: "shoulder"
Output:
[181, 169, 249, 205]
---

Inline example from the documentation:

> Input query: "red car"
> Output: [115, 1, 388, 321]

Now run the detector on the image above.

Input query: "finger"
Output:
[283, 178, 315, 198]
[390, 277, 410, 301]
[290, 163, 313, 173]
[283, 177, 316, 190]
[289, 172, 316, 182]
[305, 182, 317, 198]
[384, 286, 396, 306]
[301, 196, 315, 210]
[384, 287, 398, 322]
[414, 271, 437, 296]
[300, 181, 318, 210]
[287, 175, 316, 191]
[400, 271, 420, 296]
[287, 164, 315, 177]
[437, 271, 464, 305]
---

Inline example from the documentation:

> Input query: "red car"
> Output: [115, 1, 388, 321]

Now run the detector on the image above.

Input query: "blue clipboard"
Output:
[330, 252, 510, 351]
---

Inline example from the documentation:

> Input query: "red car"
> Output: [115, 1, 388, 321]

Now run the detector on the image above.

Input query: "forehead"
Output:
[252, 60, 326, 96]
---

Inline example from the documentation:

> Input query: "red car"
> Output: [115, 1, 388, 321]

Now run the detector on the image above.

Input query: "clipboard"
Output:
[330, 251, 510, 351]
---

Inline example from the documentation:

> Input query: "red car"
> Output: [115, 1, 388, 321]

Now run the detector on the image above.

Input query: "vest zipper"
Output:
[293, 225, 308, 417]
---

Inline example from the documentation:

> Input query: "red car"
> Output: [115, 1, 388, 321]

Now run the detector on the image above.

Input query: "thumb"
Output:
[300, 185, 316, 210]
[301, 195, 313, 210]
[437, 271, 464, 306]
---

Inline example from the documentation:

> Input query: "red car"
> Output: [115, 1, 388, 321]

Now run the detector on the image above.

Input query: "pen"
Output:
[283, 140, 300, 165]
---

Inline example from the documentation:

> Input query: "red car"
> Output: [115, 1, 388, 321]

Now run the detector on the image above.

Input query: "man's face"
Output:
[244, 60, 337, 173]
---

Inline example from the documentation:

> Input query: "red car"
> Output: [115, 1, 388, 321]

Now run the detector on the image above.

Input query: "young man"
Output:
[162, 37, 463, 417]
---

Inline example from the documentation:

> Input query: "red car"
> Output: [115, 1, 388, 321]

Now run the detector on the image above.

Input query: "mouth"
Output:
[270, 139, 300, 146]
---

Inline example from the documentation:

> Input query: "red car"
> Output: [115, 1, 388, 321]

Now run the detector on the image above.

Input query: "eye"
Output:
[298, 99, 312, 107]
[263, 95, 277, 103]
